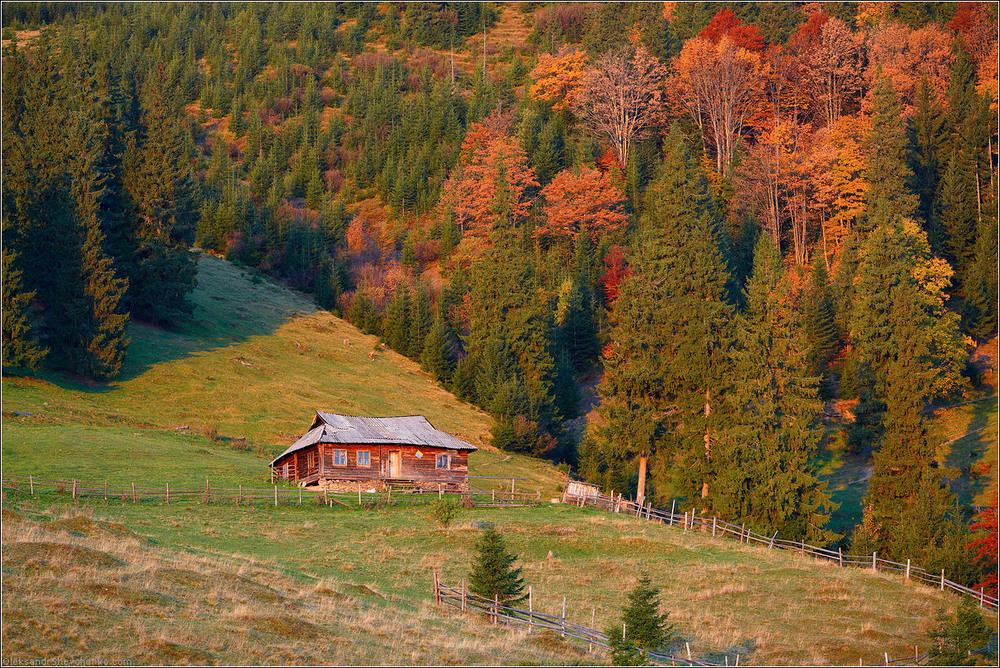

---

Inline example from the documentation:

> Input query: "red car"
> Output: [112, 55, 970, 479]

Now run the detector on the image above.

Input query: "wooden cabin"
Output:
[270, 412, 477, 491]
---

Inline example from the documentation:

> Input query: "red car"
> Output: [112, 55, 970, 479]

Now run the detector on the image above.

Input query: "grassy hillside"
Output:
[1, 253, 564, 499]
[1, 495, 972, 666]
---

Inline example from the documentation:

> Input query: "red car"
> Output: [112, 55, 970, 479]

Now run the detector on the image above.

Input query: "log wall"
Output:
[276, 443, 470, 490]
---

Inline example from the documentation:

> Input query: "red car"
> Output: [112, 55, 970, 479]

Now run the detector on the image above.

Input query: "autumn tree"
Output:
[671, 35, 763, 175]
[438, 108, 538, 240]
[968, 494, 998, 598]
[803, 18, 864, 127]
[573, 44, 666, 167]
[536, 165, 628, 242]
[865, 22, 954, 116]
[697, 7, 766, 52]
[528, 47, 588, 111]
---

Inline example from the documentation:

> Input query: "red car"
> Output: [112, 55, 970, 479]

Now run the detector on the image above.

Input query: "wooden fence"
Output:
[0, 474, 541, 509]
[563, 488, 1000, 613]
[431, 575, 934, 666]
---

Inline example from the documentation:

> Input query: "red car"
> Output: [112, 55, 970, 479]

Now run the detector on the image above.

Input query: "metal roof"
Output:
[270, 412, 477, 466]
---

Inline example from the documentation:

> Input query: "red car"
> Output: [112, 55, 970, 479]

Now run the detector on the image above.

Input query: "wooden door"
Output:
[389, 451, 402, 478]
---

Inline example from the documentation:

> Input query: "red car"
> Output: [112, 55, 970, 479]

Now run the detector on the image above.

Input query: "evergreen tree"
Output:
[468, 527, 527, 607]
[713, 236, 837, 544]
[407, 286, 432, 359]
[802, 254, 838, 382]
[928, 597, 996, 666]
[963, 192, 998, 340]
[588, 126, 733, 503]
[1, 246, 47, 371]
[420, 309, 455, 386]
[863, 75, 919, 229]
[606, 573, 673, 665]
[383, 286, 411, 353]
[908, 76, 944, 243]
[126, 63, 198, 326]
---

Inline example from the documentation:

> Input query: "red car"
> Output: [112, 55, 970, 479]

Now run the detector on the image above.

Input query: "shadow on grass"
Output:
[697, 637, 756, 666]
[22, 255, 319, 392]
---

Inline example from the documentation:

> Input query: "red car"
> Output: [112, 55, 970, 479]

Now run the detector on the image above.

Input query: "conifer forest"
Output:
[2, 2, 997, 595]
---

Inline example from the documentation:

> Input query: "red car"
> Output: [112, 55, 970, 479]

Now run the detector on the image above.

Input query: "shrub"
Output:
[432, 498, 459, 529]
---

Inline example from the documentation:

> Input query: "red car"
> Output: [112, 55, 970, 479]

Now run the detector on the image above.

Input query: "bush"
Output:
[432, 498, 459, 529]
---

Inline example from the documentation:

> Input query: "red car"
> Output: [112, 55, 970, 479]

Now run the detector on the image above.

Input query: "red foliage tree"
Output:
[599, 245, 631, 305]
[968, 493, 998, 598]
[536, 166, 628, 241]
[698, 7, 766, 52]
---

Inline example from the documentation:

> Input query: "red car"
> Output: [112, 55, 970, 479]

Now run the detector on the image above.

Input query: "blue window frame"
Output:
[334, 450, 347, 466]
[435, 454, 450, 470]
[357, 450, 371, 467]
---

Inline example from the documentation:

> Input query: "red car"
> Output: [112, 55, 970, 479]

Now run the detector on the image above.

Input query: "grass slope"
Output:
[1, 253, 563, 498]
[1, 494, 972, 666]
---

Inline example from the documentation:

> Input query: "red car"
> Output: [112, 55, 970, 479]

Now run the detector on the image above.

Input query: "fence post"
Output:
[387, 485, 392, 503]
[684, 511, 688, 530]
[494, 593, 499, 625]
[433, 570, 440, 604]
[300, 487, 303, 506]
[980, 585, 984, 608]
[670, 500, 676, 525]
[528, 586, 532, 625]
[741, 523, 746, 543]
[324, 488, 328, 506]
[562, 596, 566, 636]
[206, 479, 210, 504]
[686, 642, 692, 661]
[713, 517, 717, 537]
[623, 623, 626, 640]
[872, 551, 877, 572]
[940, 569, 945, 591]
[461, 578, 467, 611]
[590, 608, 595, 652]
[132, 482, 136, 503]
[492, 489, 496, 504]
[72, 479, 77, 500]
[166, 482, 170, 505]
[769, 530, 778, 549]
[29, 475, 34, 496]
[274, 485, 278, 507]
[905, 558, 910, 580]
[884, 651, 888, 665]
[104, 480, 108, 501]
[839, 547, 843, 567]
[239, 484, 243, 505]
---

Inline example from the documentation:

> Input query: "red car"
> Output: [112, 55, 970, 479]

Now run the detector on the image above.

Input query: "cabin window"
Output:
[307, 451, 315, 469]
[334, 449, 347, 466]
[357, 450, 371, 468]
[283, 463, 289, 479]
[436, 454, 450, 470]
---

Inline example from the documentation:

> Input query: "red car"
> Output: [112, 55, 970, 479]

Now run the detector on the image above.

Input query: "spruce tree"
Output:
[420, 309, 455, 385]
[125, 63, 198, 326]
[588, 125, 733, 503]
[468, 527, 527, 607]
[963, 192, 998, 340]
[383, 286, 411, 353]
[907, 75, 944, 239]
[407, 286, 432, 360]
[802, 254, 838, 383]
[862, 74, 919, 229]
[713, 236, 837, 544]
[1, 246, 47, 371]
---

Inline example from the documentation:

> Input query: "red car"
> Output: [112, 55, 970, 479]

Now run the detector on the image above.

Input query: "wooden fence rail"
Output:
[565, 490, 999, 613]
[432, 575, 935, 666]
[1, 474, 541, 510]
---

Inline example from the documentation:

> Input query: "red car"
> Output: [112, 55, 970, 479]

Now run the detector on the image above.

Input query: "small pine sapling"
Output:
[606, 573, 673, 665]
[468, 527, 527, 609]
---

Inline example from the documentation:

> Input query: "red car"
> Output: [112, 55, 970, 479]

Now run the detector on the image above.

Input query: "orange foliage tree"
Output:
[865, 22, 954, 114]
[438, 108, 539, 239]
[573, 44, 667, 167]
[528, 48, 588, 111]
[672, 35, 764, 175]
[536, 165, 628, 241]
[804, 17, 864, 127]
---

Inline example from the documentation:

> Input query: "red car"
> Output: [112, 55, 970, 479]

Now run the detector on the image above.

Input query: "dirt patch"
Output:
[345, 583, 383, 599]
[2, 542, 123, 573]
[238, 614, 322, 639]
[153, 567, 213, 591]
[137, 640, 216, 665]
[77, 583, 177, 607]
[2, 507, 24, 523]
[49, 516, 145, 541]
[211, 572, 287, 604]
